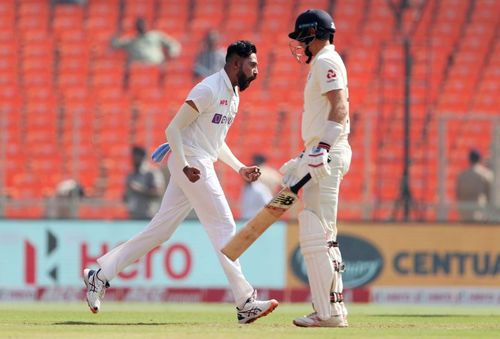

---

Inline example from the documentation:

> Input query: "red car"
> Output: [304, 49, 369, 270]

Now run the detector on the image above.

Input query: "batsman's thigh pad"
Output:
[299, 210, 334, 320]
[303, 146, 350, 241]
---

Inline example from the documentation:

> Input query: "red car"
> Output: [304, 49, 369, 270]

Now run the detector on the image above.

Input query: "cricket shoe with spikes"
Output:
[236, 290, 279, 324]
[83, 268, 110, 314]
[293, 312, 348, 327]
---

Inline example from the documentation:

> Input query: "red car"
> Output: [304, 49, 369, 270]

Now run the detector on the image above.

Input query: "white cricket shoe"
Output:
[236, 290, 279, 324]
[83, 268, 109, 314]
[293, 312, 348, 327]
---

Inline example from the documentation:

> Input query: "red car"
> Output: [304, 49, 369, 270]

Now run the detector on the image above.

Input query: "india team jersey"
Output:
[181, 69, 239, 161]
[302, 44, 350, 148]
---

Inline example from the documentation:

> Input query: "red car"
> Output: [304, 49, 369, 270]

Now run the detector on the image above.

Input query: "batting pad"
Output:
[299, 210, 334, 320]
[329, 245, 348, 317]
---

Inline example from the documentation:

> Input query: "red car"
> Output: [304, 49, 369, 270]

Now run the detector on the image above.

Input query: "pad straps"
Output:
[330, 292, 344, 303]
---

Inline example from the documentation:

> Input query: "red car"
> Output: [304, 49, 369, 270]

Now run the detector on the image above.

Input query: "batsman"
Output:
[284, 9, 352, 327]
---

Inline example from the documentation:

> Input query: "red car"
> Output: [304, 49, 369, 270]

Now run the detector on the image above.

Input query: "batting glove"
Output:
[279, 153, 304, 187]
[307, 143, 331, 182]
[151, 143, 171, 163]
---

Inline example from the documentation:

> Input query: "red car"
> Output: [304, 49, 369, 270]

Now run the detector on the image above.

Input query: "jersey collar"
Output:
[311, 44, 336, 65]
[221, 69, 236, 94]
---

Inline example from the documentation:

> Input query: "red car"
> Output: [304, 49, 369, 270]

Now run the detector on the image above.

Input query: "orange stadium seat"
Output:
[1, 0, 498, 221]
[224, 0, 259, 32]
[17, 1, 50, 21]
[0, 15, 14, 33]
[156, 0, 189, 25]
[123, 0, 156, 23]
[4, 202, 45, 219]
[0, 0, 14, 16]
[17, 14, 49, 34]
[190, 0, 225, 34]
[260, 2, 294, 34]
[53, 5, 85, 35]
[85, 20, 118, 47]
[295, 0, 330, 14]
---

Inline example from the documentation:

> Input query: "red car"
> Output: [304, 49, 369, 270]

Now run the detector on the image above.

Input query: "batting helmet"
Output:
[288, 9, 336, 44]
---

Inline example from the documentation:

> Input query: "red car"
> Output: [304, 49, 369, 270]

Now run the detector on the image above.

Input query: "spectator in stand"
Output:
[240, 179, 273, 220]
[193, 29, 226, 80]
[124, 145, 166, 220]
[240, 154, 282, 219]
[111, 17, 181, 66]
[47, 179, 85, 219]
[456, 149, 494, 222]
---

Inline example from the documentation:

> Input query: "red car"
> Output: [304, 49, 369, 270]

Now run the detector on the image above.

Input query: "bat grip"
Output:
[290, 173, 312, 194]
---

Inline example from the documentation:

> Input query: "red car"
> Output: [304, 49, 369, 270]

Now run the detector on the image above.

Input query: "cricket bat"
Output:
[221, 172, 312, 261]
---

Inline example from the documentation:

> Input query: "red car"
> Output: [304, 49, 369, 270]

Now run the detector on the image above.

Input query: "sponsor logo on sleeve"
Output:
[326, 69, 336, 82]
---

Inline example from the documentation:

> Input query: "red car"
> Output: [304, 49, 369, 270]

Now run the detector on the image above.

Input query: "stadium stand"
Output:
[0, 0, 498, 220]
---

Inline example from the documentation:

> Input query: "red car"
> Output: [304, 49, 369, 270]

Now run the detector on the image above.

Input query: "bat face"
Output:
[221, 188, 300, 261]
[222, 171, 313, 261]
[265, 188, 299, 217]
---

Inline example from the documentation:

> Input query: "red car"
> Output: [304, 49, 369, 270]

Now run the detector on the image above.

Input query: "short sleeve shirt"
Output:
[181, 69, 239, 161]
[118, 31, 180, 64]
[302, 44, 350, 147]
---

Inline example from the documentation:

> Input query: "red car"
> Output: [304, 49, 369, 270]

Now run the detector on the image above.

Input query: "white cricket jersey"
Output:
[181, 69, 239, 161]
[303, 44, 350, 148]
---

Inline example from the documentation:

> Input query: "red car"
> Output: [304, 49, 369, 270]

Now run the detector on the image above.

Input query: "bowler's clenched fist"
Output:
[183, 166, 201, 182]
[239, 166, 261, 182]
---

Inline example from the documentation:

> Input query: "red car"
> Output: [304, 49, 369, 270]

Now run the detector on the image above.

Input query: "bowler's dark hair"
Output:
[225, 40, 257, 62]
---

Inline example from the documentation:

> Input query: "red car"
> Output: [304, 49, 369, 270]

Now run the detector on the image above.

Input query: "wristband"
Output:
[321, 120, 344, 148]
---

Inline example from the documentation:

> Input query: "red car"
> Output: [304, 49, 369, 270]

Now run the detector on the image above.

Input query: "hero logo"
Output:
[24, 234, 192, 284]
[326, 69, 336, 80]
[212, 113, 233, 125]
[79, 242, 192, 281]
[291, 234, 383, 288]
[24, 231, 59, 284]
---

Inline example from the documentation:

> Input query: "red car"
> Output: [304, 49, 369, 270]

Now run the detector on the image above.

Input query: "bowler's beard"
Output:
[237, 70, 256, 92]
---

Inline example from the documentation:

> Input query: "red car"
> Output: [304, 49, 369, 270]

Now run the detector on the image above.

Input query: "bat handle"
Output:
[290, 173, 312, 194]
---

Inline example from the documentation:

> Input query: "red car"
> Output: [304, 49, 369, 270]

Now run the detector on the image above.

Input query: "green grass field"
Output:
[1, 303, 499, 338]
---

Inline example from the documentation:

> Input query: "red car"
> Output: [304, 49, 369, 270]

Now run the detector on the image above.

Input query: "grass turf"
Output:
[0, 303, 499, 338]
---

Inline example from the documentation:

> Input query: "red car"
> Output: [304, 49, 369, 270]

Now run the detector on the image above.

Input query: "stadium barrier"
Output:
[1, 220, 498, 304]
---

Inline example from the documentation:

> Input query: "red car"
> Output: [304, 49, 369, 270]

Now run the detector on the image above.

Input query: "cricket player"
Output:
[283, 9, 351, 327]
[83, 40, 278, 324]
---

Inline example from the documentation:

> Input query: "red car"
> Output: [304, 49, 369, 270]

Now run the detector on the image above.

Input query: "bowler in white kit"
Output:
[83, 40, 278, 324]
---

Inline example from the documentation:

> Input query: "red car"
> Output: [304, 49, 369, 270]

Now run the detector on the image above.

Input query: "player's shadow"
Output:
[54, 321, 188, 326]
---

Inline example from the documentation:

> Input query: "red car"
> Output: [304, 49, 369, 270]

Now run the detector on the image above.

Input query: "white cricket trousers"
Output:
[302, 138, 352, 240]
[97, 155, 254, 306]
